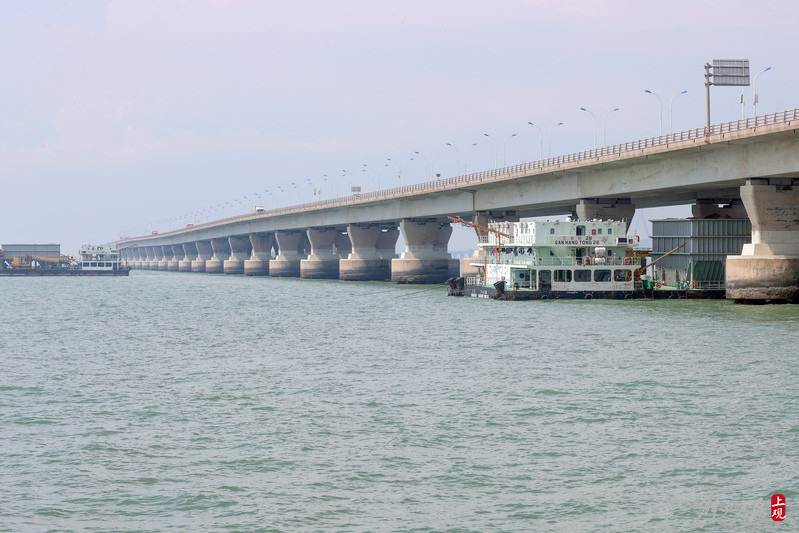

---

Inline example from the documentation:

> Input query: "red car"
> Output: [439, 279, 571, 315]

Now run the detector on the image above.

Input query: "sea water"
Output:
[1, 271, 797, 532]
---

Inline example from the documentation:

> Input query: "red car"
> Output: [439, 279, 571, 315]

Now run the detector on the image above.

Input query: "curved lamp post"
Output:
[482, 133, 498, 168]
[753, 67, 772, 117]
[527, 121, 544, 161]
[602, 107, 620, 147]
[669, 91, 687, 133]
[548, 122, 564, 158]
[645, 89, 663, 136]
[579, 107, 597, 149]
[445, 143, 461, 175]
[503, 133, 517, 166]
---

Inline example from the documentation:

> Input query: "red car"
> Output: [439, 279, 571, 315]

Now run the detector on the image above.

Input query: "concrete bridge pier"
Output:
[179, 243, 195, 272]
[151, 247, 165, 270]
[340, 224, 395, 281]
[244, 233, 273, 276]
[575, 198, 635, 228]
[168, 245, 183, 271]
[223, 236, 251, 274]
[206, 238, 231, 273]
[130, 248, 142, 269]
[192, 241, 212, 272]
[158, 246, 171, 271]
[270, 230, 306, 277]
[726, 178, 799, 303]
[141, 247, 154, 269]
[301, 228, 342, 279]
[391, 219, 459, 283]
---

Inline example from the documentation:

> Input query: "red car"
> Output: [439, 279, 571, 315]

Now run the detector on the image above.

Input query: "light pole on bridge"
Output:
[669, 91, 687, 133]
[644, 89, 663, 136]
[753, 67, 772, 117]
[527, 121, 543, 161]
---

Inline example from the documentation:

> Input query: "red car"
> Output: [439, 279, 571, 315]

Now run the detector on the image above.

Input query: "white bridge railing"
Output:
[134, 108, 799, 240]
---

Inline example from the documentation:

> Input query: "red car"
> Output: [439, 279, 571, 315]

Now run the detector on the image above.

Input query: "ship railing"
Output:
[465, 276, 483, 286]
[481, 256, 644, 267]
[478, 234, 641, 246]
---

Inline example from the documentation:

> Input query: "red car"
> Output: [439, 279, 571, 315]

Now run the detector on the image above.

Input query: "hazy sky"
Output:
[2, 0, 798, 253]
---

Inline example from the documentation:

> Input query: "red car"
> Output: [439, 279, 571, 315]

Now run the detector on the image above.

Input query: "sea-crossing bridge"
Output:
[115, 109, 799, 302]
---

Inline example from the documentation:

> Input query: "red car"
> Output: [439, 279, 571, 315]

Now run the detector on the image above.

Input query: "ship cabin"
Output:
[79, 244, 123, 271]
[473, 219, 639, 292]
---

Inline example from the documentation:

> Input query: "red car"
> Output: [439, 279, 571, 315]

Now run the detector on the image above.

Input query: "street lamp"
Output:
[482, 133, 498, 167]
[464, 142, 478, 174]
[753, 67, 772, 117]
[414, 151, 429, 181]
[445, 143, 461, 175]
[669, 91, 687, 133]
[644, 89, 663, 136]
[579, 107, 597, 149]
[603, 107, 620, 147]
[548, 122, 564, 158]
[527, 121, 543, 161]
[503, 133, 517, 166]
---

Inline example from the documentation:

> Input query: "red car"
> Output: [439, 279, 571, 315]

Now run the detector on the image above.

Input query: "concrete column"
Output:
[179, 243, 196, 272]
[692, 198, 748, 219]
[157, 245, 170, 271]
[142, 246, 155, 270]
[726, 178, 799, 302]
[575, 198, 635, 229]
[223, 235, 251, 274]
[168, 245, 183, 271]
[340, 224, 394, 281]
[206, 238, 230, 274]
[244, 233, 273, 276]
[391, 219, 459, 283]
[301, 227, 341, 279]
[192, 241, 212, 272]
[150, 246, 164, 270]
[270, 230, 305, 277]
[130, 248, 142, 269]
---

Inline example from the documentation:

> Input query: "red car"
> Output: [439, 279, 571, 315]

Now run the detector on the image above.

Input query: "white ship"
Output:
[452, 217, 640, 300]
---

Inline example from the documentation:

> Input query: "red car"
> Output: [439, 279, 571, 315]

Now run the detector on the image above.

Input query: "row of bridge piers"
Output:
[123, 220, 461, 284]
[123, 180, 799, 301]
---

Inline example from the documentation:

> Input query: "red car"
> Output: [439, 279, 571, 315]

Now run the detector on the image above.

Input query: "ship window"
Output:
[576, 226, 585, 236]
[594, 270, 612, 282]
[550, 228, 555, 234]
[574, 270, 591, 282]
[614, 270, 632, 282]
[608, 228, 613, 234]
[554, 270, 572, 282]
[597, 228, 603, 235]
[91, 262, 97, 267]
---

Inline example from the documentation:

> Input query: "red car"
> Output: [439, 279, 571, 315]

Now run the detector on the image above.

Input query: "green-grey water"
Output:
[1, 271, 797, 532]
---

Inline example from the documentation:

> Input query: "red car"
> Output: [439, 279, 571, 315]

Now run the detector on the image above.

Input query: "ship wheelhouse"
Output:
[79, 244, 122, 271]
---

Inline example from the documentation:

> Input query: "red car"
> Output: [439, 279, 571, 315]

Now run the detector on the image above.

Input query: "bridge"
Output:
[115, 109, 799, 302]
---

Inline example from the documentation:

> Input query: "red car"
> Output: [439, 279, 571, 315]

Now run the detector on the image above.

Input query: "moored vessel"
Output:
[447, 217, 724, 300]
[0, 243, 130, 276]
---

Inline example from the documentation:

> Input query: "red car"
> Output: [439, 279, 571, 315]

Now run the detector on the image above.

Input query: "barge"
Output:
[0, 243, 130, 276]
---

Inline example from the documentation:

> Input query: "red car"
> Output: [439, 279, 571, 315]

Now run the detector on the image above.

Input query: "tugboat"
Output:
[447, 217, 723, 300]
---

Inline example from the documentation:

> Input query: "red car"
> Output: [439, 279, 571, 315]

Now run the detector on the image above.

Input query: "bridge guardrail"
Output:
[131, 108, 799, 239]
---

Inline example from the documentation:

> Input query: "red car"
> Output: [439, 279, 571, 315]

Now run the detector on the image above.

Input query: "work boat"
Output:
[448, 217, 643, 300]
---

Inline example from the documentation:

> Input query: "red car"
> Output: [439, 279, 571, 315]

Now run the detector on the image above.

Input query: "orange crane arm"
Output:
[448, 216, 513, 238]
[635, 242, 686, 275]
